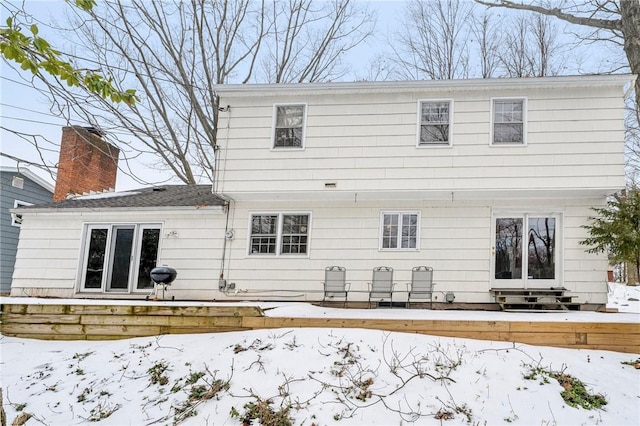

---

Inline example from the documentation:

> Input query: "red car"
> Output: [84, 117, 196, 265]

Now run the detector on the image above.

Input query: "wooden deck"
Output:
[1, 303, 638, 354]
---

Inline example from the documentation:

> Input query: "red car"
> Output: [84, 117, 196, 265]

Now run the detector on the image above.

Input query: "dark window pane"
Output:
[495, 218, 523, 279]
[85, 228, 108, 289]
[137, 228, 160, 289]
[250, 215, 278, 255]
[420, 124, 449, 143]
[281, 214, 309, 254]
[274, 128, 302, 147]
[494, 123, 523, 143]
[528, 218, 555, 279]
[274, 105, 304, 148]
[420, 101, 450, 144]
[109, 228, 134, 290]
[493, 100, 524, 144]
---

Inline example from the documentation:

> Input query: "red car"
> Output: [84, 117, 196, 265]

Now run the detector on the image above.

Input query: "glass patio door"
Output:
[81, 224, 160, 293]
[106, 226, 135, 291]
[492, 214, 559, 289]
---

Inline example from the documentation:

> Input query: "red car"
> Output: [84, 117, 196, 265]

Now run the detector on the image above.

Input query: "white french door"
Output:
[80, 224, 161, 293]
[492, 213, 561, 289]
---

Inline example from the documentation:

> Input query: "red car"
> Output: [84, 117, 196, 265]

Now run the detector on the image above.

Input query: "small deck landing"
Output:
[491, 287, 581, 311]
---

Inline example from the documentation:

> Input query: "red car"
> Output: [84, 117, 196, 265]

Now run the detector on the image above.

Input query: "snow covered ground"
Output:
[1, 283, 639, 425]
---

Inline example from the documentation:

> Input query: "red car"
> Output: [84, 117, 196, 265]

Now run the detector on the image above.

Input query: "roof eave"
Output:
[13, 205, 226, 214]
[215, 74, 637, 97]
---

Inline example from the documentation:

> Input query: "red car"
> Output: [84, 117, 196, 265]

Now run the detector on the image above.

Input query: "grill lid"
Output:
[150, 267, 177, 285]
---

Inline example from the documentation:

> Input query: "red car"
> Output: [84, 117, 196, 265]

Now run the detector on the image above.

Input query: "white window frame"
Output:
[490, 97, 527, 146]
[379, 211, 421, 251]
[11, 200, 32, 227]
[77, 223, 162, 293]
[416, 99, 453, 147]
[271, 103, 307, 150]
[247, 212, 311, 257]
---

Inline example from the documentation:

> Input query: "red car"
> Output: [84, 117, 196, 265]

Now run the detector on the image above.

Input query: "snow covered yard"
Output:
[1, 283, 638, 425]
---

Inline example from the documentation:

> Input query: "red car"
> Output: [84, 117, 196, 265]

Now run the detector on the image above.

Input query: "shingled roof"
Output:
[22, 185, 226, 209]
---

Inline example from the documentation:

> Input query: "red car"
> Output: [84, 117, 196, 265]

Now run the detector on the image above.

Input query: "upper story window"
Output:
[418, 100, 452, 146]
[380, 212, 420, 250]
[273, 104, 306, 149]
[250, 212, 310, 256]
[11, 200, 32, 227]
[492, 98, 526, 145]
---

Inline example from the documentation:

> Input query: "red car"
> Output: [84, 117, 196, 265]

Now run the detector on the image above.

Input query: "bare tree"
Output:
[476, 0, 640, 108]
[470, 12, 502, 78]
[498, 13, 564, 77]
[499, 15, 531, 78]
[477, 0, 640, 183]
[12, 0, 373, 185]
[392, 0, 472, 80]
[261, 0, 374, 83]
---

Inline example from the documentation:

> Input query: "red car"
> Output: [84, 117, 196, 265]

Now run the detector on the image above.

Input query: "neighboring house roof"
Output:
[19, 185, 226, 210]
[0, 166, 54, 193]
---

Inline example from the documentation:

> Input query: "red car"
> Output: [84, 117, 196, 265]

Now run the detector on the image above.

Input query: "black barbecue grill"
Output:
[147, 266, 177, 300]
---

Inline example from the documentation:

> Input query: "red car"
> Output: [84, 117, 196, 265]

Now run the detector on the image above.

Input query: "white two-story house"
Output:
[10, 75, 634, 309]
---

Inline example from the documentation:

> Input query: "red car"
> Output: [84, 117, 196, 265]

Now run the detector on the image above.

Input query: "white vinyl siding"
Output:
[491, 98, 526, 145]
[418, 100, 452, 146]
[218, 84, 624, 199]
[10, 208, 226, 299]
[10, 199, 610, 304]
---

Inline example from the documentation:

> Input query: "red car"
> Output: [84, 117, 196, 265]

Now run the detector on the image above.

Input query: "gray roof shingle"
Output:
[24, 185, 226, 209]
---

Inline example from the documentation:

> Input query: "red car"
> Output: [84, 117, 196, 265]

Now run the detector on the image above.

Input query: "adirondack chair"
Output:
[322, 266, 349, 306]
[407, 266, 435, 308]
[368, 266, 395, 308]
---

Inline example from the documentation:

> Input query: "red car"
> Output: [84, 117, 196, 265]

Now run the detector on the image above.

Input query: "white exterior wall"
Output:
[218, 198, 608, 304]
[11, 77, 629, 305]
[11, 199, 608, 304]
[10, 208, 226, 299]
[217, 80, 627, 199]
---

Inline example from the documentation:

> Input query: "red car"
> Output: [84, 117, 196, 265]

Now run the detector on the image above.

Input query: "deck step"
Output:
[490, 287, 578, 311]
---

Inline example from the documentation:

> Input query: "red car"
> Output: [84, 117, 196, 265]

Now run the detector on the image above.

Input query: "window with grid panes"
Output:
[419, 101, 451, 145]
[381, 212, 419, 249]
[492, 99, 525, 144]
[274, 105, 305, 148]
[250, 215, 278, 254]
[249, 213, 310, 255]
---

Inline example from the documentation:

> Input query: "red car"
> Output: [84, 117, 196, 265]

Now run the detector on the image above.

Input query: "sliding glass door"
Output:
[492, 214, 560, 288]
[80, 224, 161, 293]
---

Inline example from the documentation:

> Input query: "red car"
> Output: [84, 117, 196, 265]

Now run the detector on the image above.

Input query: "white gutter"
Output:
[215, 74, 636, 97]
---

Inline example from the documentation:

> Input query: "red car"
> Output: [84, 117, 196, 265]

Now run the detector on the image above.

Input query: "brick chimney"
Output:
[54, 126, 119, 201]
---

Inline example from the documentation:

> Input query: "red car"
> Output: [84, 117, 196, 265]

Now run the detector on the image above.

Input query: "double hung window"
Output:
[80, 224, 161, 292]
[250, 213, 310, 255]
[380, 212, 419, 250]
[273, 104, 306, 148]
[492, 98, 526, 144]
[418, 100, 452, 145]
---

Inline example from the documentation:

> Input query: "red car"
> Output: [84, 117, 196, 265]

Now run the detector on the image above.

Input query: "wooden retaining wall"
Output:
[1, 304, 639, 354]
[0, 304, 263, 340]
